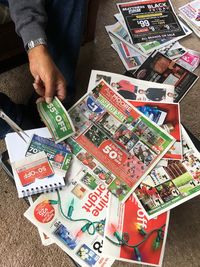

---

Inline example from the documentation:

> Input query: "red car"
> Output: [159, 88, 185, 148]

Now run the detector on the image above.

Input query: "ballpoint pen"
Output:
[0, 109, 30, 142]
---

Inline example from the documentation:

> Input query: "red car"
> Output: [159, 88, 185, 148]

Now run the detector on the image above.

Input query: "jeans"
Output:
[0, 0, 87, 138]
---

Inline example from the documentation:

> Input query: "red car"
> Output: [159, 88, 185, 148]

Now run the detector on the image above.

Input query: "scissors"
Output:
[0, 109, 30, 143]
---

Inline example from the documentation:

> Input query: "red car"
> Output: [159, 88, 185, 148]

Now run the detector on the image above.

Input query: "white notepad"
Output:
[5, 127, 66, 198]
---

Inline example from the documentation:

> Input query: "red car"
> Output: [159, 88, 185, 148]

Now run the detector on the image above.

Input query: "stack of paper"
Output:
[105, 0, 196, 71]
[179, 0, 200, 38]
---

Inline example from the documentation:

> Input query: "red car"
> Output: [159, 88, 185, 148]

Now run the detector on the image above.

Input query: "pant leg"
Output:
[45, 0, 87, 102]
[0, 93, 23, 138]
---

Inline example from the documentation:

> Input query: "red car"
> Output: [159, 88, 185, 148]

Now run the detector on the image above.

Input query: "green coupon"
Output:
[37, 97, 75, 143]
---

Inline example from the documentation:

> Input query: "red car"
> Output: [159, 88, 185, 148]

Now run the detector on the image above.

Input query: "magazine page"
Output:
[106, 31, 146, 70]
[105, 21, 132, 45]
[129, 100, 182, 160]
[117, 0, 185, 44]
[161, 41, 186, 60]
[27, 196, 53, 246]
[179, 0, 200, 29]
[114, 13, 191, 55]
[67, 80, 175, 202]
[134, 126, 200, 219]
[132, 51, 199, 102]
[176, 49, 200, 72]
[136, 20, 192, 55]
[24, 169, 114, 267]
[88, 72, 181, 159]
[88, 70, 175, 102]
[103, 194, 169, 266]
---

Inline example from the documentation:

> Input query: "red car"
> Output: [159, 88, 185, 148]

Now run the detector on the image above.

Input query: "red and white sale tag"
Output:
[14, 152, 54, 186]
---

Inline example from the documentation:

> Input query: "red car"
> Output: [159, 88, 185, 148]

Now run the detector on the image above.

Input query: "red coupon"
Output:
[14, 152, 54, 186]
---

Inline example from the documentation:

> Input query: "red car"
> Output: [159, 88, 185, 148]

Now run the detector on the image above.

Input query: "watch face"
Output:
[27, 40, 34, 50]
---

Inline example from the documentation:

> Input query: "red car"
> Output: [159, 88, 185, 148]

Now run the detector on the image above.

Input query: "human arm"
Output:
[7, 0, 66, 103]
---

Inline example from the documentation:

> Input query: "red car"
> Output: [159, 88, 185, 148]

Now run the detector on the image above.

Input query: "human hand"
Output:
[28, 45, 66, 104]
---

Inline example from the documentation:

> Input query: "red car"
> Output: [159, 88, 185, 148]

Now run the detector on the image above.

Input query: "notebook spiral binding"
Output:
[21, 182, 64, 197]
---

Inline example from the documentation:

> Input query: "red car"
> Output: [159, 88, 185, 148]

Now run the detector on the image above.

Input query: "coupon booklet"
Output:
[24, 168, 114, 267]
[103, 194, 169, 266]
[117, 0, 185, 44]
[5, 128, 68, 198]
[67, 80, 174, 202]
[134, 127, 200, 219]
[88, 70, 175, 102]
[132, 51, 199, 102]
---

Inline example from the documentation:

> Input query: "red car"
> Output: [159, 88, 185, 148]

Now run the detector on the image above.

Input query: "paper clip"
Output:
[0, 109, 30, 143]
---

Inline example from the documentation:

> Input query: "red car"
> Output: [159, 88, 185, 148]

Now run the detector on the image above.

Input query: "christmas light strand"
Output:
[49, 190, 104, 236]
[49, 190, 166, 262]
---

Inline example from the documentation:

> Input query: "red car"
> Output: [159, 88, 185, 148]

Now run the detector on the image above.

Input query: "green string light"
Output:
[48, 190, 165, 261]
[134, 247, 142, 262]
[48, 190, 104, 236]
[106, 223, 166, 261]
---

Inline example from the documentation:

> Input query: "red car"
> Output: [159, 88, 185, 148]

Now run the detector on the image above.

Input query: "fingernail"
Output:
[36, 98, 44, 104]
[33, 83, 37, 90]
[46, 97, 53, 104]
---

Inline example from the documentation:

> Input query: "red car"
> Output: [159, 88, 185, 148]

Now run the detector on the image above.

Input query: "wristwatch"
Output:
[25, 38, 47, 52]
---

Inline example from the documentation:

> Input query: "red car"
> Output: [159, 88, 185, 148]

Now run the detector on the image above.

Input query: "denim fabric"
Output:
[0, 0, 86, 138]
[0, 0, 8, 6]
[45, 0, 87, 100]
[0, 93, 22, 138]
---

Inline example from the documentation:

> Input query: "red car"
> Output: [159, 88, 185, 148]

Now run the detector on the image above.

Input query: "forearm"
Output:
[7, 0, 47, 46]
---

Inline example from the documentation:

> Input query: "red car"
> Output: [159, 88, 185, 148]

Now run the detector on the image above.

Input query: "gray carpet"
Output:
[0, 0, 200, 266]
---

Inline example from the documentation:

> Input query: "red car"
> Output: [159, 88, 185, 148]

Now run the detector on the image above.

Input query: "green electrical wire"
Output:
[105, 224, 165, 249]
[49, 190, 104, 236]
[50, 191, 165, 248]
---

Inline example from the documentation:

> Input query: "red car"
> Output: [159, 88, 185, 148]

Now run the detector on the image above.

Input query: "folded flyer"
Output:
[106, 31, 146, 70]
[132, 51, 199, 102]
[176, 49, 200, 72]
[88, 70, 175, 102]
[103, 194, 169, 266]
[135, 20, 192, 55]
[37, 97, 75, 143]
[134, 126, 200, 219]
[67, 79, 175, 202]
[112, 13, 192, 55]
[179, 0, 200, 37]
[24, 169, 114, 267]
[117, 0, 185, 44]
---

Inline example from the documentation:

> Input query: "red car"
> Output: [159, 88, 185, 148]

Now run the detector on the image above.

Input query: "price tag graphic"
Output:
[14, 151, 54, 186]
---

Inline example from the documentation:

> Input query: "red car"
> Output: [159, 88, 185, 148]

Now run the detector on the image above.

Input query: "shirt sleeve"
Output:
[7, 0, 47, 46]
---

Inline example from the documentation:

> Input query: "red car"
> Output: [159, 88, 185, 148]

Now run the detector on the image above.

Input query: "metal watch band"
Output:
[25, 38, 47, 52]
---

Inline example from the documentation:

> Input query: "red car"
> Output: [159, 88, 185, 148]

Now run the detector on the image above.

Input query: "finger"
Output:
[34, 75, 44, 88]
[56, 80, 67, 101]
[36, 96, 45, 104]
[34, 75, 40, 84]
[33, 83, 45, 96]
[44, 77, 56, 104]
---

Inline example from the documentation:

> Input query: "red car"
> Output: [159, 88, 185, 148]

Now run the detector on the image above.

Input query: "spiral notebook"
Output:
[5, 127, 66, 198]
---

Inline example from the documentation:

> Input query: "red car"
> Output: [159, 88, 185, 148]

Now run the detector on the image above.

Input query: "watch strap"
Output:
[25, 38, 47, 52]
